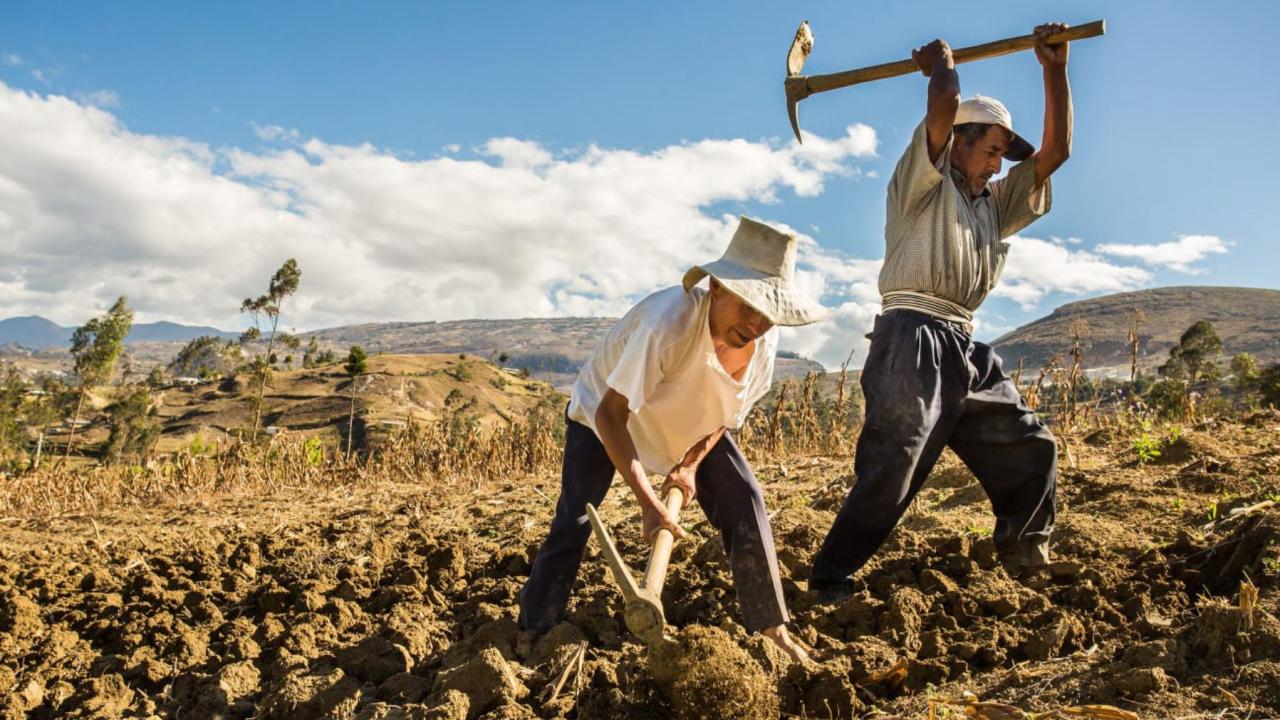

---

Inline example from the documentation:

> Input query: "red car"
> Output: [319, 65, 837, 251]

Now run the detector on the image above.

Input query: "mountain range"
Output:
[0, 316, 238, 349]
[5, 286, 1279, 380]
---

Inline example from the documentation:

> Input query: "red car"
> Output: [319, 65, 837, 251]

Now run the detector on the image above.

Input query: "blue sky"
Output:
[2, 1, 1277, 367]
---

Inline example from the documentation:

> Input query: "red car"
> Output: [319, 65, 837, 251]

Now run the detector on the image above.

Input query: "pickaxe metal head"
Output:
[785, 20, 814, 144]
[624, 591, 667, 646]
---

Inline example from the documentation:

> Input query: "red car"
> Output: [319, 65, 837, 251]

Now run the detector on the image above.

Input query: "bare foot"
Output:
[760, 623, 811, 664]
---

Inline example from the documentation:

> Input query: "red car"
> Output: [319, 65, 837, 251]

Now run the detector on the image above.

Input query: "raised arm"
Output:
[912, 39, 960, 164]
[1033, 22, 1073, 189]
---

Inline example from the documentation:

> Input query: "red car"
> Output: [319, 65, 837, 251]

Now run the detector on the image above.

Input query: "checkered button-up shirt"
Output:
[879, 120, 1052, 324]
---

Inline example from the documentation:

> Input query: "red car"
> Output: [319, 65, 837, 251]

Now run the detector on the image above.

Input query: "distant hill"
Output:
[305, 318, 825, 390]
[991, 286, 1280, 373]
[0, 316, 69, 349]
[48, 353, 565, 456]
[0, 315, 237, 349]
[126, 321, 238, 343]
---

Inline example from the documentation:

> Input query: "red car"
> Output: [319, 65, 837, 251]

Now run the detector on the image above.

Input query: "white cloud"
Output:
[482, 137, 553, 169]
[779, 237, 883, 369]
[4, 82, 1208, 373]
[992, 236, 1154, 309]
[30, 69, 48, 86]
[0, 81, 878, 368]
[252, 123, 300, 142]
[3, 54, 21, 67]
[74, 89, 120, 108]
[1095, 234, 1228, 273]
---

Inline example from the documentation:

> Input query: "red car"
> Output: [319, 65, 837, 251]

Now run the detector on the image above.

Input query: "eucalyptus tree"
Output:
[239, 259, 301, 442]
[64, 297, 134, 462]
[344, 345, 368, 460]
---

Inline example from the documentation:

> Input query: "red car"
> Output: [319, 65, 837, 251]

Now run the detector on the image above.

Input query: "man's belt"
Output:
[882, 291, 974, 333]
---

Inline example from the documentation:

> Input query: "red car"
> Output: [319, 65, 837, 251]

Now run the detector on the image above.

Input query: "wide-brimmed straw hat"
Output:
[681, 217, 826, 327]
[955, 95, 1034, 162]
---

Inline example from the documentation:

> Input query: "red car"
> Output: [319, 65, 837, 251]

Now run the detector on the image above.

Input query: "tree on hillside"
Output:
[344, 345, 367, 460]
[240, 259, 301, 442]
[0, 366, 27, 471]
[171, 335, 236, 379]
[103, 387, 160, 463]
[1230, 352, 1261, 401]
[1259, 363, 1280, 409]
[1159, 320, 1223, 386]
[302, 337, 338, 368]
[26, 376, 71, 471]
[65, 297, 134, 462]
[146, 366, 166, 389]
[303, 337, 320, 369]
[118, 353, 135, 387]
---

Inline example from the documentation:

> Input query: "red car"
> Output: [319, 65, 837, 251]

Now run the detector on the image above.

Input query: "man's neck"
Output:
[712, 336, 755, 382]
[949, 167, 989, 199]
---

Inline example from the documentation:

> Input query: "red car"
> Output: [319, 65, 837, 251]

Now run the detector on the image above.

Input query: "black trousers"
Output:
[519, 418, 788, 634]
[810, 309, 1057, 584]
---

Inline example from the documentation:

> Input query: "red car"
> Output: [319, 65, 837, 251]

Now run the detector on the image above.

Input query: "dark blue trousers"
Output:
[810, 309, 1057, 585]
[519, 418, 788, 633]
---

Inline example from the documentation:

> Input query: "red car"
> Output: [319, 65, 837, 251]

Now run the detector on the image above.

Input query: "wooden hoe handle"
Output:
[643, 486, 684, 596]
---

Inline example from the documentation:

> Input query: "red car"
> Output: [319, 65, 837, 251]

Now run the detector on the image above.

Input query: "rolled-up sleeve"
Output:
[989, 158, 1052, 239]
[888, 120, 953, 219]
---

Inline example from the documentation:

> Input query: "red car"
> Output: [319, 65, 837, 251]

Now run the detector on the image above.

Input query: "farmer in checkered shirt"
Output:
[810, 24, 1075, 600]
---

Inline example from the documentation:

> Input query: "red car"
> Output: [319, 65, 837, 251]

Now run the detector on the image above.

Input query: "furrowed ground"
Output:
[1, 412, 1278, 719]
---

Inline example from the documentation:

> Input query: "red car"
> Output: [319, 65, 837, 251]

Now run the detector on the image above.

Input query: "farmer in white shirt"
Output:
[518, 217, 824, 661]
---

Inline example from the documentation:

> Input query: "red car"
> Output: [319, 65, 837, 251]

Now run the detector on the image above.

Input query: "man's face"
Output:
[951, 124, 1011, 197]
[709, 280, 774, 349]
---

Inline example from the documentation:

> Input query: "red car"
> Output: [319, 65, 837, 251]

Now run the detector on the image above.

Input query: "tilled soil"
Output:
[2, 414, 1279, 719]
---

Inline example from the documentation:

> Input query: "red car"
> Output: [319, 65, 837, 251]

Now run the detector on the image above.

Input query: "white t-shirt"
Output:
[568, 285, 777, 475]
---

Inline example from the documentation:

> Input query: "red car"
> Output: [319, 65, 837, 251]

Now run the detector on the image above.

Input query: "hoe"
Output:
[586, 487, 684, 650]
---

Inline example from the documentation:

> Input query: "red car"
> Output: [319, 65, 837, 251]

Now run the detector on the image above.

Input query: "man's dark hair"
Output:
[954, 122, 989, 147]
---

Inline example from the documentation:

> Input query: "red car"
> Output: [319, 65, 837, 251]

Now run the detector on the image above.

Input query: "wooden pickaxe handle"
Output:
[806, 21, 1104, 95]
[642, 486, 684, 597]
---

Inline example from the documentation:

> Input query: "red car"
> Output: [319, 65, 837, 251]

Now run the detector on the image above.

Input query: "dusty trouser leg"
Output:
[518, 419, 617, 633]
[694, 433, 787, 633]
[948, 341, 1057, 566]
[809, 312, 968, 587]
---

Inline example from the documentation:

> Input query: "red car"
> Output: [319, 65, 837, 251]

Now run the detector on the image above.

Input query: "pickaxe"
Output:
[585, 487, 684, 648]
[785, 20, 1106, 143]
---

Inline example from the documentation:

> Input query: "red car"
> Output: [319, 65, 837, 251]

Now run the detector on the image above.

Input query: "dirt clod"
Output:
[650, 626, 778, 720]
[425, 688, 471, 720]
[258, 669, 362, 720]
[1110, 666, 1170, 695]
[338, 636, 414, 683]
[377, 672, 433, 704]
[434, 647, 529, 719]
[62, 673, 135, 719]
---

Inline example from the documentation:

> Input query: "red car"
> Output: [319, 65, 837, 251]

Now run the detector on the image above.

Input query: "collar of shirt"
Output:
[949, 167, 991, 202]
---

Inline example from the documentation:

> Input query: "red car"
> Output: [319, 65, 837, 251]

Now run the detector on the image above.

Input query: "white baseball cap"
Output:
[955, 95, 1034, 161]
